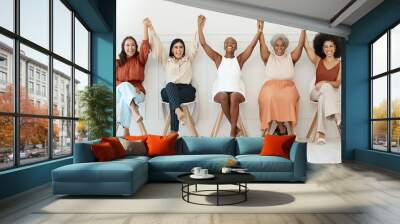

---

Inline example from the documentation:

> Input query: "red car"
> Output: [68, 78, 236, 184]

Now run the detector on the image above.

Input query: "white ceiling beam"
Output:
[330, 0, 368, 27]
[164, 0, 351, 37]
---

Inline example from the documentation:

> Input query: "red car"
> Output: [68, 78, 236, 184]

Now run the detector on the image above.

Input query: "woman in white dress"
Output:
[198, 15, 262, 136]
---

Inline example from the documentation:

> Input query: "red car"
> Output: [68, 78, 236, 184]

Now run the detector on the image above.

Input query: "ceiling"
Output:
[164, 0, 384, 37]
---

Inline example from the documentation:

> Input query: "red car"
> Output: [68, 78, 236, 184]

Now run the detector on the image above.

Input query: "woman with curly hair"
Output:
[116, 18, 152, 135]
[258, 20, 305, 136]
[304, 32, 342, 144]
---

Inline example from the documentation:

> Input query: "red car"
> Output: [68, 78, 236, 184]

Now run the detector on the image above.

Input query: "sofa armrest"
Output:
[73, 140, 100, 163]
[289, 142, 307, 181]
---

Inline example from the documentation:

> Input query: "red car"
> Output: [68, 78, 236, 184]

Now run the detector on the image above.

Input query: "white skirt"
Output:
[211, 78, 246, 102]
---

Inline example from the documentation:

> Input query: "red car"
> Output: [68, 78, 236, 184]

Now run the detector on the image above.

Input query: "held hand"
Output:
[257, 20, 264, 32]
[143, 17, 152, 28]
[198, 15, 206, 29]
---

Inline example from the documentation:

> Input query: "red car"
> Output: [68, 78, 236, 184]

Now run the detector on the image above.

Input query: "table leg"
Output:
[217, 184, 220, 206]
[245, 183, 247, 201]
[195, 184, 198, 192]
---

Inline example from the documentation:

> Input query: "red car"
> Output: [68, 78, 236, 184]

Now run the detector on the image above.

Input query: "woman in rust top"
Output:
[304, 32, 342, 144]
[116, 18, 151, 136]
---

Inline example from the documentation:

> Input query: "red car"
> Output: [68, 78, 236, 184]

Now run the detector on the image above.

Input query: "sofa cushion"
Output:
[91, 142, 118, 162]
[101, 137, 127, 158]
[147, 133, 179, 157]
[178, 137, 236, 155]
[260, 135, 296, 159]
[52, 158, 147, 183]
[119, 138, 147, 156]
[149, 154, 235, 172]
[236, 137, 263, 155]
[236, 155, 293, 172]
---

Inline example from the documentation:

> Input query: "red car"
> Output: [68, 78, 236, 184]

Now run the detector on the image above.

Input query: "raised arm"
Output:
[258, 21, 270, 65]
[187, 31, 199, 62]
[237, 20, 262, 69]
[148, 20, 167, 67]
[303, 31, 320, 66]
[291, 30, 305, 64]
[198, 15, 222, 68]
[138, 18, 151, 64]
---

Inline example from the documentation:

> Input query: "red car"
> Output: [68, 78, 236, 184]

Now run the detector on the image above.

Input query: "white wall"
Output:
[116, 0, 341, 139]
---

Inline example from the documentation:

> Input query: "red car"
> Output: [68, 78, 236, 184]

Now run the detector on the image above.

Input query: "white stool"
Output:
[161, 101, 198, 136]
[210, 108, 248, 137]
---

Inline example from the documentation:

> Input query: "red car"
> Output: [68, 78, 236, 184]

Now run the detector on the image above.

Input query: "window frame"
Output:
[370, 20, 400, 154]
[0, 0, 92, 171]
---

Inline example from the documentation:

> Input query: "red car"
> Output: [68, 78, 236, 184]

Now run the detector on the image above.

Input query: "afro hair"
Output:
[313, 33, 342, 59]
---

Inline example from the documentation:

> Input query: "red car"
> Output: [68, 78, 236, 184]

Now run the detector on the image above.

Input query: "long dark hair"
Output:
[118, 36, 138, 66]
[313, 33, 342, 59]
[169, 38, 186, 58]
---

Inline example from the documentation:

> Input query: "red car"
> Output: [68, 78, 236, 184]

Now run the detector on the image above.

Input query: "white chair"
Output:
[161, 100, 198, 136]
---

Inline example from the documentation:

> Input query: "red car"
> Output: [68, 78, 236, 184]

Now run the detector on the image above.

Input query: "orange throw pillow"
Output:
[124, 135, 148, 142]
[91, 142, 117, 161]
[260, 135, 296, 159]
[146, 133, 179, 157]
[101, 137, 126, 158]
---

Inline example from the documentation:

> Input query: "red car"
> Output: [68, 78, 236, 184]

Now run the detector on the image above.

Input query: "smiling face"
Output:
[323, 40, 336, 58]
[224, 37, 237, 54]
[172, 42, 184, 59]
[273, 39, 287, 56]
[124, 38, 137, 58]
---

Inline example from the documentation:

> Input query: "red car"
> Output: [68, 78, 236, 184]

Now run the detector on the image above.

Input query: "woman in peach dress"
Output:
[258, 21, 305, 136]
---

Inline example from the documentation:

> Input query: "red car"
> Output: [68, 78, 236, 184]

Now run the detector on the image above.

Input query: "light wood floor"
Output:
[1, 162, 400, 224]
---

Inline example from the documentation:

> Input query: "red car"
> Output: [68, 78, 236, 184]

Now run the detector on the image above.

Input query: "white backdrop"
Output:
[116, 0, 341, 145]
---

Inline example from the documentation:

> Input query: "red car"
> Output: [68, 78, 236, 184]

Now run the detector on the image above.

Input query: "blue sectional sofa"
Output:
[52, 137, 307, 196]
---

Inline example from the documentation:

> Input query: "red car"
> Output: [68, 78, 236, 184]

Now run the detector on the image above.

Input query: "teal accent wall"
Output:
[0, 0, 116, 200]
[345, 0, 400, 171]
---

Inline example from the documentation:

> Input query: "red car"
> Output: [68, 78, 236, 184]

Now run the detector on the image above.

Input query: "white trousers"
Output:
[116, 82, 145, 128]
[310, 83, 340, 134]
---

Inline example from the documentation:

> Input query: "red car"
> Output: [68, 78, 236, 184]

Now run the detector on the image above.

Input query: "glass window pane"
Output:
[0, 35, 14, 112]
[372, 77, 387, 119]
[20, 44, 49, 115]
[0, 116, 14, 170]
[0, 0, 14, 31]
[20, 117, 49, 165]
[391, 72, 400, 118]
[391, 120, 400, 153]
[372, 33, 387, 76]
[53, 59, 72, 117]
[53, 0, 72, 60]
[75, 120, 88, 143]
[53, 119, 72, 158]
[391, 24, 400, 70]
[75, 18, 89, 69]
[372, 121, 388, 151]
[74, 69, 89, 118]
[20, 0, 49, 49]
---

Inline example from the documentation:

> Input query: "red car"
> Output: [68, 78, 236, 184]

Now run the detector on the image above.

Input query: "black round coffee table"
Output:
[177, 173, 255, 206]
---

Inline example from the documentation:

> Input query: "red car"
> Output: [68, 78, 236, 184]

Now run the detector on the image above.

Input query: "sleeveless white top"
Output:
[265, 53, 295, 80]
[211, 57, 246, 100]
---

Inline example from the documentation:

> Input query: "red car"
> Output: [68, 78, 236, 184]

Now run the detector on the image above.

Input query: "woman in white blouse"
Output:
[149, 19, 199, 133]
